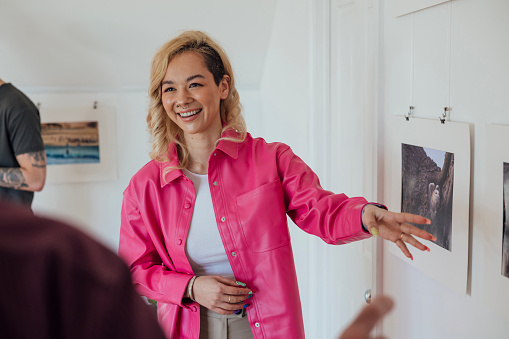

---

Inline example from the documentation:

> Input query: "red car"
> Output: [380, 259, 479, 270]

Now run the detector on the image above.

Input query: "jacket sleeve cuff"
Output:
[162, 273, 194, 307]
[361, 203, 388, 233]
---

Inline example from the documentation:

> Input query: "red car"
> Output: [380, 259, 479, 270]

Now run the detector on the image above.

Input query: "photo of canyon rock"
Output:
[401, 143, 454, 251]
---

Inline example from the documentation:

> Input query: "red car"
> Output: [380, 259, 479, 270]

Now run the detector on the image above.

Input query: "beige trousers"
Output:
[199, 307, 254, 339]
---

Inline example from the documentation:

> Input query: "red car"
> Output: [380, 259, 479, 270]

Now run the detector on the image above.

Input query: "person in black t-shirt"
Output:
[0, 78, 46, 207]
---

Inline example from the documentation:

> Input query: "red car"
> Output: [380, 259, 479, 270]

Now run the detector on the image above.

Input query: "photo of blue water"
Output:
[45, 145, 100, 165]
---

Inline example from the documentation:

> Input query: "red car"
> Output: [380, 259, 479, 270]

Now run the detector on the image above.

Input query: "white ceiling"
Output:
[0, 0, 277, 89]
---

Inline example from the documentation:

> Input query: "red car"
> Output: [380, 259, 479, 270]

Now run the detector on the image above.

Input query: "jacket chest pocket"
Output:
[235, 179, 290, 252]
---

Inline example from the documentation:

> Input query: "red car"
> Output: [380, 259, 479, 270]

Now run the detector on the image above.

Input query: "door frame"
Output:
[307, 0, 384, 336]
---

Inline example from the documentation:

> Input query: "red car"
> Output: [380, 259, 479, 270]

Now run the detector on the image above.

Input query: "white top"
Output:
[183, 169, 235, 280]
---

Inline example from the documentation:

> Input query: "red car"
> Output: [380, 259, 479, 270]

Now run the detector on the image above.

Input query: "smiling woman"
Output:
[160, 51, 229, 166]
[146, 31, 246, 175]
[118, 30, 434, 339]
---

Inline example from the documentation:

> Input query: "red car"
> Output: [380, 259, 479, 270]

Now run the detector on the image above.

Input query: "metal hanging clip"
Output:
[440, 107, 451, 124]
[405, 106, 414, 121]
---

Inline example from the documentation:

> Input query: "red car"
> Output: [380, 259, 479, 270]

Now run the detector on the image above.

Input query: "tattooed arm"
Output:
[0, 151, 47, 191]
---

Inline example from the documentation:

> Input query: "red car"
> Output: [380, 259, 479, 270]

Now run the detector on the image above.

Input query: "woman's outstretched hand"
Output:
[192, 276, 252, 315]
[362, 205, 437, 260]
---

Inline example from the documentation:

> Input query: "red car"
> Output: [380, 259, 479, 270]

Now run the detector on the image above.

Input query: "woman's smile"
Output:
[177, 108, 202, 118]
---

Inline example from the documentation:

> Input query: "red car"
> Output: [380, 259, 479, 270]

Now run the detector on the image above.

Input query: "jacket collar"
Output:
[215, 129, 239, 160]
[159, 142, 182, 187]
[159, 129, 240, 187]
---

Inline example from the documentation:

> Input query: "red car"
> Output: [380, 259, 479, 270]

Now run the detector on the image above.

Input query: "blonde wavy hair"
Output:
[147, 30, 246, 170]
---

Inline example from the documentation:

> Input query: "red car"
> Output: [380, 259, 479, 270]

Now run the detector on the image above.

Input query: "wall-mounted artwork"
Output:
[386, 116, 470, 295]
[42, 121, 100, 165]
[40, 107, 117, 184]
[393, 0, 452, 17]
[483, 124, 509, 320]
[401, 144, 454, 250]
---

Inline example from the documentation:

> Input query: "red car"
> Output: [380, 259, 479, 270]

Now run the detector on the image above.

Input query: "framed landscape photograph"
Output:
[40, 107, 117, 184]
[386, 116, 470, 295]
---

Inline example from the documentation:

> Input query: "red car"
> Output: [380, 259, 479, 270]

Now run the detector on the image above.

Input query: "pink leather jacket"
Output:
[119, 132, 371, 339]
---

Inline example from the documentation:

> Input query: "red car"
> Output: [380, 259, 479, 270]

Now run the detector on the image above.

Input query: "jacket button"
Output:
[177, 239, 182, 245]
[232, 252, 237, 257]
[255, 322, 260, 327]
[221, 217, 226, 222]
[213, 153, 217, 156]
[191, 305, 198, 312]
[184, 203, 191, 209]
[213, 181, 218, 186]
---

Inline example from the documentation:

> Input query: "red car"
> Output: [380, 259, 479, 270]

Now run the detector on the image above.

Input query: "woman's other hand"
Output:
[192, 276, 252, 315]
[362, 205, 437, 260]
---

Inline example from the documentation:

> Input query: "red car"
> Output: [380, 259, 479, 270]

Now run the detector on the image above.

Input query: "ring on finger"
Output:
[228, 295, 231, 303]
[400, 233, 405, 241]
[369, 227, 379, 237]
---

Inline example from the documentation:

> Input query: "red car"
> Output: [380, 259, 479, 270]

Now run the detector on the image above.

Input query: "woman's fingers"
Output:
[216, 276, 252, 294]
[392, 211, 430, 225]
[193, 276, 251, 315]
[367, 207, 437, 259]
[216, 292, 250, 314]
[395, 238, 412, 259]
[401, 233, 429, 252]
[222, 285, 252, 299]
[221, 294, 248, 306]
[376, 209, 436, 241]
[201, 276, 251, 295]
[385, 226, 430, 252]
[400, 222, 437, 241]
[370, 208, 435, 240]
[389, 226, 432, 258]
[215, 276, 240, 286]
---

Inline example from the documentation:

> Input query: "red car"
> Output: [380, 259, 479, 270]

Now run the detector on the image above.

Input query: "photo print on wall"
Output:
[483, 124, 509, 317]
[39, 105, 117, 184]
[41, 121, 100, 165]
[503, 162, 509, 278]
[401, 144, 454, 251]
[387, 116, 470, 295]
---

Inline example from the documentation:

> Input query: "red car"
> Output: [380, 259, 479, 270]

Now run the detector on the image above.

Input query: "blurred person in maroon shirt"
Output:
[0, 201, 165, 339]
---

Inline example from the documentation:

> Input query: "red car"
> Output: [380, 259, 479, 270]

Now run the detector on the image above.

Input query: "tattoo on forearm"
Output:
[29, 151, 47, 168]
[0, 168, 29, 189]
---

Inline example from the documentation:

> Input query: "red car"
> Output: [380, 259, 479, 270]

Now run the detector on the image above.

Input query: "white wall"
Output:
[0, 0, 276, 89]
[381, 0, 509, 338]
[259, 1, 309, 156]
